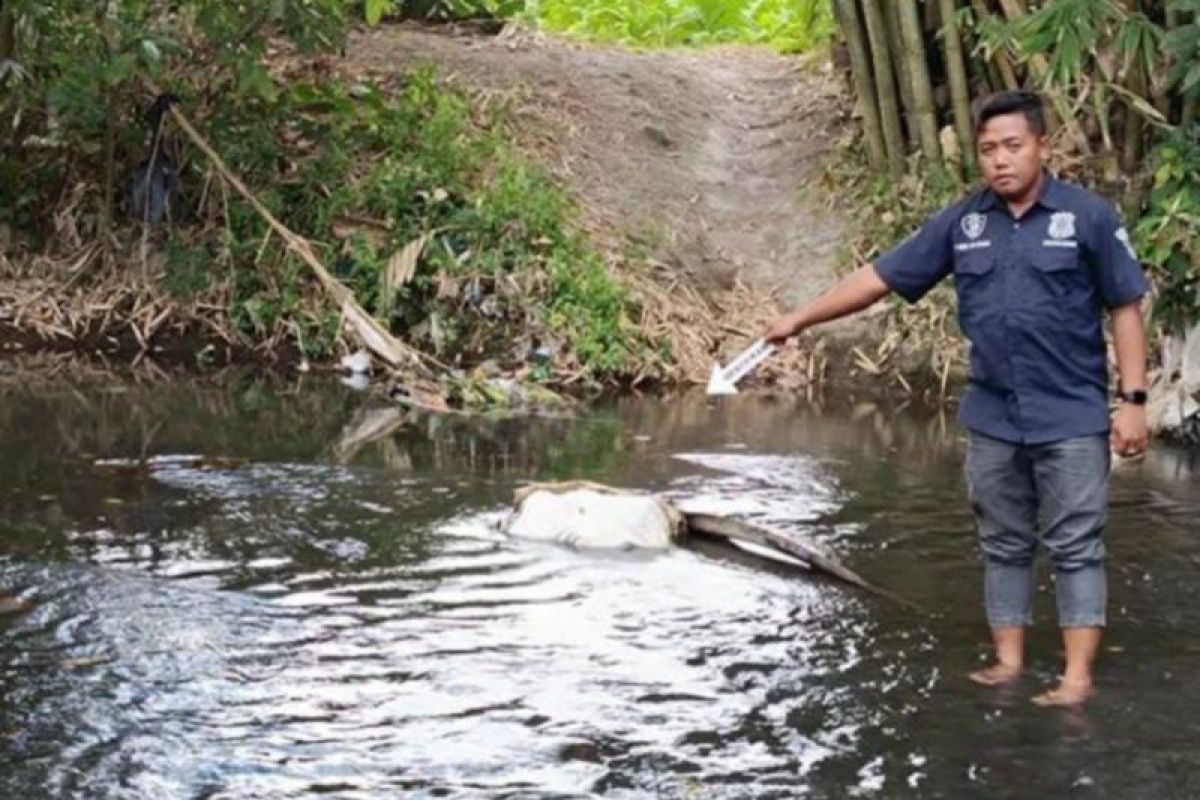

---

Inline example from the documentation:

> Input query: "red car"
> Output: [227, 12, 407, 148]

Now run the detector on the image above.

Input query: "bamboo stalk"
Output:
[898, 0, 942, 161]
[1184, 9, 1199, 128]
[981, 56, 1004, 95]
[940, 0, 976, 172]
[861, 0, 906, 177]
[884, 0, 917, 144]
[1151, 5, 1181, 119]
[834, 0, 888, 170]
[1121, 0, 1145, 172]
[969, 0, 1019, 90]
[1122, 71, 1145, 167]
[0, 1, 15, 63]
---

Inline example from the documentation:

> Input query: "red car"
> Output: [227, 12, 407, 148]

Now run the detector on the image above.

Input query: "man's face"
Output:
[976, 112, 1048, 200]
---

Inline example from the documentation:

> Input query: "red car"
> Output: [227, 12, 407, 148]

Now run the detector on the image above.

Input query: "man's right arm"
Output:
[764, 204, 960, 344]
[763, 264, 891, 344]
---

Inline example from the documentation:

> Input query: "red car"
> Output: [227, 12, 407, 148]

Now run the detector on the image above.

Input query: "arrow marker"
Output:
[706, 338, 775, 395]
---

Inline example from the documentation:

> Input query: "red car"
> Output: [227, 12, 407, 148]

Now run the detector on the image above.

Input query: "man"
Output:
[763, 91, 1149, 707]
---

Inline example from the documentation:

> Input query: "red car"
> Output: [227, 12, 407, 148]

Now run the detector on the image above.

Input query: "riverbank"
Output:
[0, 21, 896, 406]
[5, 21, 1194, 434]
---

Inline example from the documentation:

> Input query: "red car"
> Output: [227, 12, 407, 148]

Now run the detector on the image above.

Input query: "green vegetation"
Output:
[204, 69, 645, 374]
[0, 1, 648, 383]
[528, 0, 834, 52]
[354, 0, 835, 53]
[831, 0, 1200, 345]
[1135, 130, 1200, 335]
[369, 0, 834, 52]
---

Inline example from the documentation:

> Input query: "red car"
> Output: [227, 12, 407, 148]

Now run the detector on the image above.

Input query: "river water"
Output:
[0, 372, 1198, 799]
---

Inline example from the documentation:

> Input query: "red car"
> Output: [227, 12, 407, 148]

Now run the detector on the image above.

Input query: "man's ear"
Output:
[1037, 134, 1050, 160]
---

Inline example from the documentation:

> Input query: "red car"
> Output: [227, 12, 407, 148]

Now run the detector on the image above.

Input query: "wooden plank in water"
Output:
[684, 512, 908, 605]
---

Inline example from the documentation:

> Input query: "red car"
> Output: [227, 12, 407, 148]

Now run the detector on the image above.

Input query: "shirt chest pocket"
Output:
[1029, 248, 1094, 314]
[953, 252, 998, 329]
[1033, 248, 1080, 274]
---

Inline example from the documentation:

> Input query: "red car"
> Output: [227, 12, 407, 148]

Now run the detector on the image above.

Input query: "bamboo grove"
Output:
[832, 0, 1199, 332]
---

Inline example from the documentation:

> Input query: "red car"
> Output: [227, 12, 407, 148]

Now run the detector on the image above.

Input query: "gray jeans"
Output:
[965, 431, 1109, 628]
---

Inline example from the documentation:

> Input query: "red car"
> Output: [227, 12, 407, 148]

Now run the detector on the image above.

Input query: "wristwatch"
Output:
[1117, 389, 1148, 405]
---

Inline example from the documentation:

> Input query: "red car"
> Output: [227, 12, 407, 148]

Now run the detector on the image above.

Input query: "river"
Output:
[1, 371, 1197, 798]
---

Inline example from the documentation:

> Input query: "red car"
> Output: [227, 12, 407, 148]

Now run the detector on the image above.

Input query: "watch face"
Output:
[1125, 390, 1148, 405]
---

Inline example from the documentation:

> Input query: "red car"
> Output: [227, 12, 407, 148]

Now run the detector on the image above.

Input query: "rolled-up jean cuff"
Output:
[1055, 563, 1106, 629]
[984, 561, 1034, 629]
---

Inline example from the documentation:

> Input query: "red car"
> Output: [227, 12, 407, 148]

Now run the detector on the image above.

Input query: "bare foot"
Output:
[1031, 680, 1094, 707]
[968, 664, 1022, 686]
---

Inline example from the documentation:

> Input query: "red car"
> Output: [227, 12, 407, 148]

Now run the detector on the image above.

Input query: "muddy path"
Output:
[349, 24, 849, 309]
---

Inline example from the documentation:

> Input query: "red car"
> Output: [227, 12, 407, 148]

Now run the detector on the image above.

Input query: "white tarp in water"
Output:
[504, 485, 681, 549]
[501, 482, 891, 599]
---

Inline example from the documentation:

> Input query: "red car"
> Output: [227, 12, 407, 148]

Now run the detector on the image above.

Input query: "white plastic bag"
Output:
[504, 483, 681, 549]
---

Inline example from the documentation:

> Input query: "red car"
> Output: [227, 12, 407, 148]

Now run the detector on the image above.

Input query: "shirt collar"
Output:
[1037, 173, 1067, 210]
[979, 170, 1063, 213]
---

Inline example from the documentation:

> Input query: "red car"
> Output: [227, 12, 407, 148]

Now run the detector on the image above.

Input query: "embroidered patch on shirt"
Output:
[954, 240, 993, 252]
[961, 213, 987, 240]
[1048, 211, 1076, 240]
[1115, 226, 1138, 260]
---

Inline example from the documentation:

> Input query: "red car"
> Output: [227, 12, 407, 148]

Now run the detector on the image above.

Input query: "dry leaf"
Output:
[380, 232, 432, 315]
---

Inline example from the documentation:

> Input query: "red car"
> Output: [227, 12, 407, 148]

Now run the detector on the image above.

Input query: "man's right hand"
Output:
[759, 264, 891, 346]
[762, 312, 803, 345]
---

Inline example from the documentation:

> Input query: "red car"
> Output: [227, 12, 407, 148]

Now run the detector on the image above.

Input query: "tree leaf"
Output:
[140, 39, 162, 63]
[364, 0, 393, 26]
[1186, 62, 1200, 92]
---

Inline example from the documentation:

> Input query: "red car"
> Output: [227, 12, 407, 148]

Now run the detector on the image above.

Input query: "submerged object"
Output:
[505, 481, 683, 549]
[505, 481, 896, 600]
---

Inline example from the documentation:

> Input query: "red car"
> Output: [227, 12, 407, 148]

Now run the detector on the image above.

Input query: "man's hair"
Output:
[973, 91, 1047, 137]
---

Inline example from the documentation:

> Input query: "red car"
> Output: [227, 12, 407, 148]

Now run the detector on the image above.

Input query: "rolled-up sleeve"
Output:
[873, 206, 956, 304]
[1088, 203, 1150, 308]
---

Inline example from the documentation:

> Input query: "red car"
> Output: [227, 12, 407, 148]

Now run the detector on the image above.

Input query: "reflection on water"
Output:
[0, 371, 1199, 798]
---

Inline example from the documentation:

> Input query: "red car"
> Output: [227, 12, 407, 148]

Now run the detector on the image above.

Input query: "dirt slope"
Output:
[348, 24, 848, 309]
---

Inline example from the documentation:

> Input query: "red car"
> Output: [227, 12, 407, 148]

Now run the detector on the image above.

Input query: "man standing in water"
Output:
[764, 91, 1149, 706]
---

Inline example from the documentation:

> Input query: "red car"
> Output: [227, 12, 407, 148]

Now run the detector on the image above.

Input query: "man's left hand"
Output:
[1111, 403, 1149, 459]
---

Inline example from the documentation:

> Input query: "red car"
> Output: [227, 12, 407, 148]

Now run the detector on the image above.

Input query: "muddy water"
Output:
[0, 374, 1198, 799]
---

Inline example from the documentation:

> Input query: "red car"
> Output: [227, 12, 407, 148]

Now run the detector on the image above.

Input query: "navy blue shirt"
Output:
[874, 174, 1149, 444]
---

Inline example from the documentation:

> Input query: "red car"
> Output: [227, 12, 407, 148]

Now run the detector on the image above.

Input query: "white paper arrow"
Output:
[706, 338, 776, 395]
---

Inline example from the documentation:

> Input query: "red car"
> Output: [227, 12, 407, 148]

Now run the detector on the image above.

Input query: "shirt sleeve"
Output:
[872, 206, 956, 304]
[1087, 202, 1150, 308]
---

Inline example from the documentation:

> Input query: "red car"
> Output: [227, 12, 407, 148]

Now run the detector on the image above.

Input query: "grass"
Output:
[525, 0, 834, 53]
